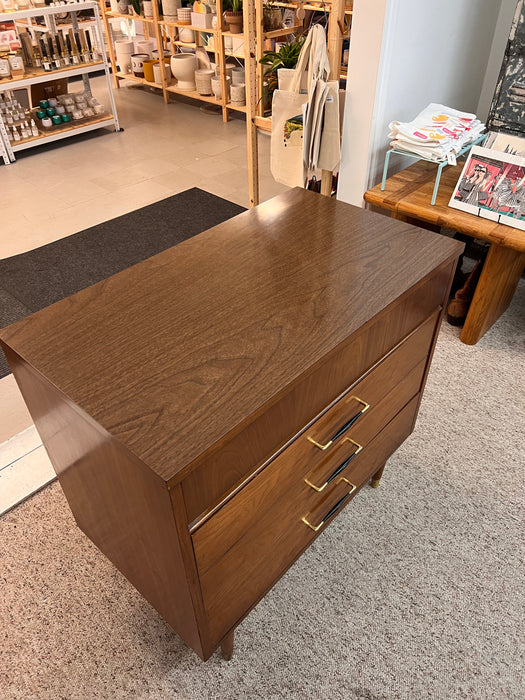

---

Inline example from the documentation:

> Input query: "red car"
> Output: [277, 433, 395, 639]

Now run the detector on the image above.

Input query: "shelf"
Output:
[106, 10, 155, 23]
[11, 114, 116, 152]
[159, 20, 217, 33]
[166, 84, 218, 105]
[273, 1, 352, 13]
[0, 61, 105, 91]
[263, 25, 302, 39]
[0, 0, 99, 22]
[115, 71, 162, 89]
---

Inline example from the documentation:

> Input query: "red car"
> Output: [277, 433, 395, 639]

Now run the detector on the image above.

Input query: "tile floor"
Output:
[0, 75, 288, 513]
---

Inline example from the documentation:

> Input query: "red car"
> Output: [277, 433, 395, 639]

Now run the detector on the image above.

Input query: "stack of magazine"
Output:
[448, 132, 525, 231]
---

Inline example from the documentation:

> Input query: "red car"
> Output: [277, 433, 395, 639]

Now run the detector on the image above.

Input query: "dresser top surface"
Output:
[1, 188, 462, 481]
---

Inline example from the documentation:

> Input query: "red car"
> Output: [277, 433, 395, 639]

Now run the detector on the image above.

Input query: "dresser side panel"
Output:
[2, 346, 204, 659]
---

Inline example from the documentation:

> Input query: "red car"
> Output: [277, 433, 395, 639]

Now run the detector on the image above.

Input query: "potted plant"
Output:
[262, 0, 282, 32]
[259, 36, 305, 108]
[223, 0, 243, 34]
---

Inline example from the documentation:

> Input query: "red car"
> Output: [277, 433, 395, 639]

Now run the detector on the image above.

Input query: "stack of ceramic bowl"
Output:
[195, 68, 214, 96]
[114, 38, 134, 74]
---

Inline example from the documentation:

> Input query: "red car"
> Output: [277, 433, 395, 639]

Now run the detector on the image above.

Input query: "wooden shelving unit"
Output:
[98, 0, 350, 202]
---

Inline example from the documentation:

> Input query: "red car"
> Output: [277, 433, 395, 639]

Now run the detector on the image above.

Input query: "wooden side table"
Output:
[364, 161, 525, 345]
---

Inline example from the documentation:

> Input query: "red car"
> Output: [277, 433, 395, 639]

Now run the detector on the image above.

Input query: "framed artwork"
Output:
[449, 145, 525, 231]
[487, 0, 525, 137]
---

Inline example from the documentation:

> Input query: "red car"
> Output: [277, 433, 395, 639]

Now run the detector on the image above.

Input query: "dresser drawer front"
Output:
[191, 313, 437, 574]
[194, 396, 419, 644]
[183, 299, 442, 526]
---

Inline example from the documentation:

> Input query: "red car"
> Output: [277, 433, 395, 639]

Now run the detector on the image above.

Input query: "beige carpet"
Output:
[1, 280, 524, 700]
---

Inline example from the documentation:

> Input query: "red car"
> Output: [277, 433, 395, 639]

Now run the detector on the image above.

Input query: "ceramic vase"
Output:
[170, 53, 196, 91]
[162, 0, 180, 21]
[178, 27, 195, 43]
[195, 68, 214, 95]
[224, 10, 243, 34]
[211, 75, 230, 101]
[131, 53, 149, 78]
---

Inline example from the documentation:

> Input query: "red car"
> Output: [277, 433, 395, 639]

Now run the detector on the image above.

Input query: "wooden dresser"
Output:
[0, 189, 463, 661]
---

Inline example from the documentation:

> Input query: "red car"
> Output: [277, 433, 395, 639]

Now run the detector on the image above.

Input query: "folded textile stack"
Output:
[388, 103, 485, 162]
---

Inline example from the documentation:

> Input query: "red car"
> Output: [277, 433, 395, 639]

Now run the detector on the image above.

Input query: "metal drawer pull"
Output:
[307, 396, 370, 450]
[301, 478, 357, 532]
[304, 438, 363, 492]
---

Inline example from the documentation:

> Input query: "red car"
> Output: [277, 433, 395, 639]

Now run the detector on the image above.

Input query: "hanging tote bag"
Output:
[270, 31, 315, 187]
[316, 79, 341, 172]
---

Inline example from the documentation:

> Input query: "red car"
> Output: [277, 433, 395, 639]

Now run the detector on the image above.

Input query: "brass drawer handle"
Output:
[304, 438, 363, 492]
[306, 396, 370, 450]
[301, 478, 357, 532]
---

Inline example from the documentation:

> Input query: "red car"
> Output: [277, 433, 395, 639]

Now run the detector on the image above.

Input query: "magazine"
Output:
[448, 145, 525, 231]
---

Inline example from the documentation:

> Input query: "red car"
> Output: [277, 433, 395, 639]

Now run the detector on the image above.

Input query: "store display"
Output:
[388, 104, 486, 162]
[0, 1, 119, 164]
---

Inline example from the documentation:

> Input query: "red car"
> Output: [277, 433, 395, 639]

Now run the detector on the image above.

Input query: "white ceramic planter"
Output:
[230, 82, 245, 105]
[211, 75, 231, 101]
[170, 53, 197, 91]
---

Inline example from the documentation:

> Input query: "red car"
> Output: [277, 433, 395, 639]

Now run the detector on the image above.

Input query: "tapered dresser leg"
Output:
[220, 631, 234, 660]
[371, 462, 387, 488]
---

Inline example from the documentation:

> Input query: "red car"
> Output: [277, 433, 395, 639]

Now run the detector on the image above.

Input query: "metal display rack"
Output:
[0, 0, 119, 164]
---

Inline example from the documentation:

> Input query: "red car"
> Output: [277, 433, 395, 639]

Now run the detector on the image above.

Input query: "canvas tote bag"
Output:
[270, 31, 315, 187]
[316, 80, 341, 172]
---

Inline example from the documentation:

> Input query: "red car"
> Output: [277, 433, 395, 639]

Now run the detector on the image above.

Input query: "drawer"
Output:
[181, 268, 449, 525]
[193, 395, 419, 644]
[186, 309, 437, 530]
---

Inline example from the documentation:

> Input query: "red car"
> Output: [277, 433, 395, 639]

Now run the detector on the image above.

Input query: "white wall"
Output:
[338, 0, 505, 207]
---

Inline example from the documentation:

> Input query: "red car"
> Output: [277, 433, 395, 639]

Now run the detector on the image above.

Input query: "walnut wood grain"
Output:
[364, 162, 525, 344]
[0, 188, 462, 486]
[182, 266, 453, 525]
[2, 345, 204, 658]
[0, 189, 463, 661]
[460, 245, 525, 344]
[364, 160, 525, 253]
[196, 396, 420, 646]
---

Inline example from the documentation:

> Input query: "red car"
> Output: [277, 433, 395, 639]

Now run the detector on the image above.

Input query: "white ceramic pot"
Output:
[170, 53, 196, 91]
[143, 0, 153, 17]
[115, 38, 134, 73]
[231, 67, 245, 85]
[178, 27, 195, 43]
[195, 68, 214, 95]
[136, 39, 155, 58]
[161, 0, 180, 20]
[230, 82, 245, 105]
[131, 53, 149, 78]
[211, 75, 230, 101]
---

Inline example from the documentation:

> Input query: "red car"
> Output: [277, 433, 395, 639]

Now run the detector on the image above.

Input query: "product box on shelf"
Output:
[190, 11, 215, 29]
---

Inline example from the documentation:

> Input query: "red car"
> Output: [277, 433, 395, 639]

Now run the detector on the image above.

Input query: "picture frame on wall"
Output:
[449, 145, 525, 231]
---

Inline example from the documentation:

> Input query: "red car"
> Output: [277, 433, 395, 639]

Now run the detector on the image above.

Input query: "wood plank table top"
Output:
[364, 160, 525, 254]
[0, 188, 462, 483]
